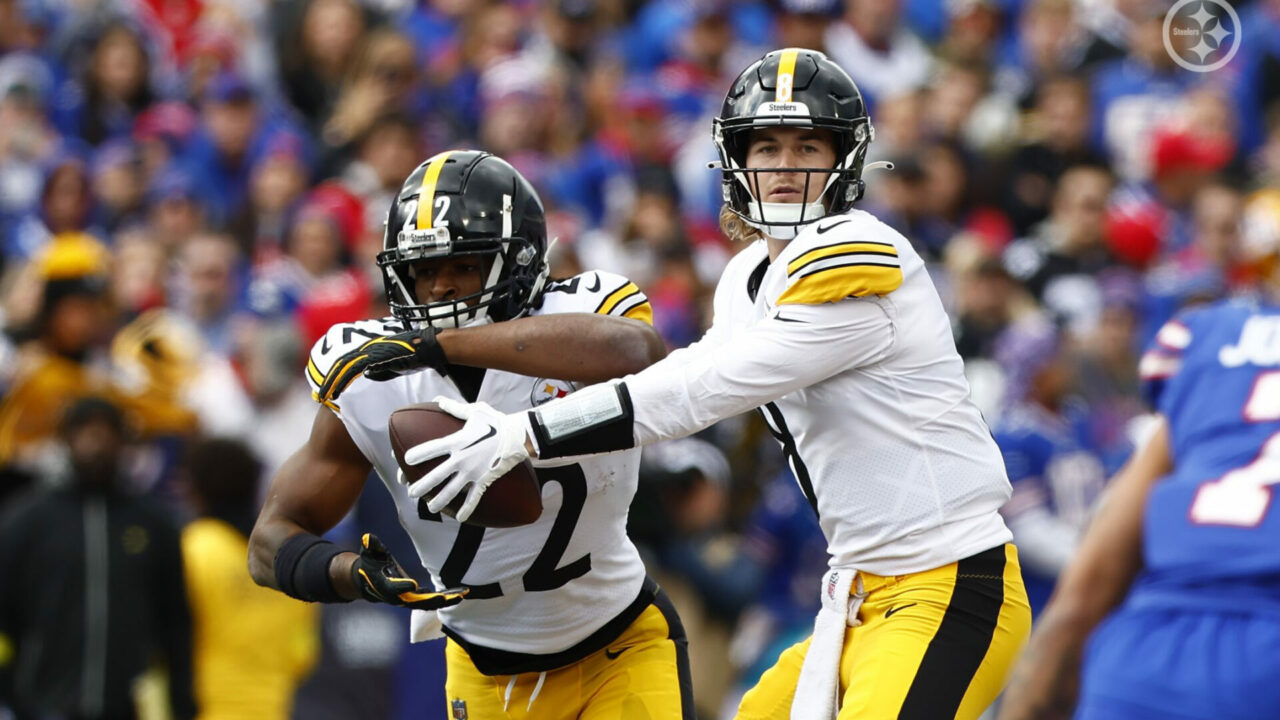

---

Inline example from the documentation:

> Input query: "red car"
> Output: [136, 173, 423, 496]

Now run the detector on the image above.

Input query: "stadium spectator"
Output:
[317, 27, 422, 171]
[994, 319, 1109, 615]
[181, 437, 318, 720]
[0, 234, 113, 473]
[146, 166, 206, 254]
[1003, 164, 1115, 326]
[1001, 76, 1104, 235]
[0, 397, 196, 720]
[52, 20, 157, 147]
[826, 0, 932, 109]
[171, 232, 247, 356]
[771, 0, 841, 53]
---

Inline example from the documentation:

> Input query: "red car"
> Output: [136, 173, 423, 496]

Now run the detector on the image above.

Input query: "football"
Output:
[388, 402, 543, 528]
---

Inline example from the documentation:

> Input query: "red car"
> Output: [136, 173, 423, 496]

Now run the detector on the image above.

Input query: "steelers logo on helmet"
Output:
[713, 48, 875, 240]
[378, 150, 550, 329]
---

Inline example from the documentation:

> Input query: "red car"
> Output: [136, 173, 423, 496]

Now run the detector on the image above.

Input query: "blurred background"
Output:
[0, 0, 1277, 718]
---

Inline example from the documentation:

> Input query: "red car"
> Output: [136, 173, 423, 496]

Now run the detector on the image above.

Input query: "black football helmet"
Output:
[378, 150, 549, 329]
[713, 48, 874, 239]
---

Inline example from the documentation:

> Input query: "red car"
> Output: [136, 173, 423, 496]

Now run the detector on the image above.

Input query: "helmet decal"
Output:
[775, 48, 798, 103]
[416, 150, 455, 230]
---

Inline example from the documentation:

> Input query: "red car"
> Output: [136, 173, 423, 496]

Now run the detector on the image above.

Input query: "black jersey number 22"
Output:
[417, 464, 591, 599]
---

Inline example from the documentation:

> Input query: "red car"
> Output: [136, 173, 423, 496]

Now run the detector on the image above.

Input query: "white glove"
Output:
[404, 396, 533, 523]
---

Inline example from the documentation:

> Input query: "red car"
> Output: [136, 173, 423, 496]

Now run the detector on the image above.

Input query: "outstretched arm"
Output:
[318, 313, 667, 404]
[404, 300, 895, 521]
[437, 313, 666, 383]
[997, 417, 1172, 720]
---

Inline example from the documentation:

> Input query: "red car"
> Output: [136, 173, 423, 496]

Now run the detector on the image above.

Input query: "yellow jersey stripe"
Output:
[622, 301, 654, 326]
[788, 241, 898, 275]
[776, 49, 798, 102]
[777, 263, 904, 305]
[306, 358, 324, 386]
[416, 151, 455, 229]
[596, 282, 642, 315]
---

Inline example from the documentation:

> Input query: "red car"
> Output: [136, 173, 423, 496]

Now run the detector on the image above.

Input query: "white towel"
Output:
[410, 609, 445, 643]
[791, 569, 865, 720]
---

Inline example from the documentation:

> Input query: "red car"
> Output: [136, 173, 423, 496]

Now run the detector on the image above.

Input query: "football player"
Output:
[247, 150, 694, 718]
[400, 49, 1031, 719]
[998, 301, 1280, 720]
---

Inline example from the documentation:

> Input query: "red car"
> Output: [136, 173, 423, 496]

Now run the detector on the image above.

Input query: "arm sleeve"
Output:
[625, 298, 895, 445]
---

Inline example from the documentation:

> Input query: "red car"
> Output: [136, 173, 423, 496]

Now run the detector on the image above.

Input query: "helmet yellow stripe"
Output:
[416, 151, 455, 229]
[775, 49, 799, 103]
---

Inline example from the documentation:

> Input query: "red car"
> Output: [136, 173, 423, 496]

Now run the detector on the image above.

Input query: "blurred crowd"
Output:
[1, 0, 1279, 718]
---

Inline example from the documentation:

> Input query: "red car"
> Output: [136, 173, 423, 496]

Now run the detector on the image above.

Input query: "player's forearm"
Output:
[437, 313, 666, 383]
[247, 515, 300, 590]
[248, 517, 362, 601]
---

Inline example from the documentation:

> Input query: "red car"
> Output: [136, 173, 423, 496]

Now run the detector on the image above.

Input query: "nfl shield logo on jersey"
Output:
[451, 699, 467, 719]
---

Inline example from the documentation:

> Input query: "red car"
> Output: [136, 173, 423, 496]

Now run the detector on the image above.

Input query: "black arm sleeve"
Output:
[528, 383, 637, 459]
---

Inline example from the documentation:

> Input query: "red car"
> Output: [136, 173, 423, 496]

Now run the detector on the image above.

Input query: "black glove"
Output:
[363, 326, 449, 381]
[317, 327, 448, 402]
[351, 533, 468, 610]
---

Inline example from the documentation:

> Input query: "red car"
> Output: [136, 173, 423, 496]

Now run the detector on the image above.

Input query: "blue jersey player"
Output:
[998, 298, 1280, 720]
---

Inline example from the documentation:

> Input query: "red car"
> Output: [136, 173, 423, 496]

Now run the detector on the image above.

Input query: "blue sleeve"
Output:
[1139, 309, 1201, 411]
[996, 430, 1048, 486]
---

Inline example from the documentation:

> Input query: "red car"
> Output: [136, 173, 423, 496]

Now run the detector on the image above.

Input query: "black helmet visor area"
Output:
[377, 233, 541, 329]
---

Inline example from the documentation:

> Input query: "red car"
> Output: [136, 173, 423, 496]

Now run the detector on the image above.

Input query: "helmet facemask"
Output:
[712, 48, 875, 240]
[379, 190, 549, 330]
[714, 115, 874, 240]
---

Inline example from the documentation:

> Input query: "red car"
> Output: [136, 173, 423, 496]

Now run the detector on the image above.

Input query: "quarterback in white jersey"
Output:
[404, 51, 1032, 720]
[249, 151, 694, 719]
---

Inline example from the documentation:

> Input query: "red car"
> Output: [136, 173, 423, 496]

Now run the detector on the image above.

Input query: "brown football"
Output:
[388, 402, 542, 528]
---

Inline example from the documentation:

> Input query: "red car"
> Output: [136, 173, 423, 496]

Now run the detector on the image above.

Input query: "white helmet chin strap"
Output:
[745, 199, 827, 240]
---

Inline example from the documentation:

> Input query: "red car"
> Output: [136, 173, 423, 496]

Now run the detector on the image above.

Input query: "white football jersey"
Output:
[305, 271, 653, 655]
[624, 209, 1013, 575]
